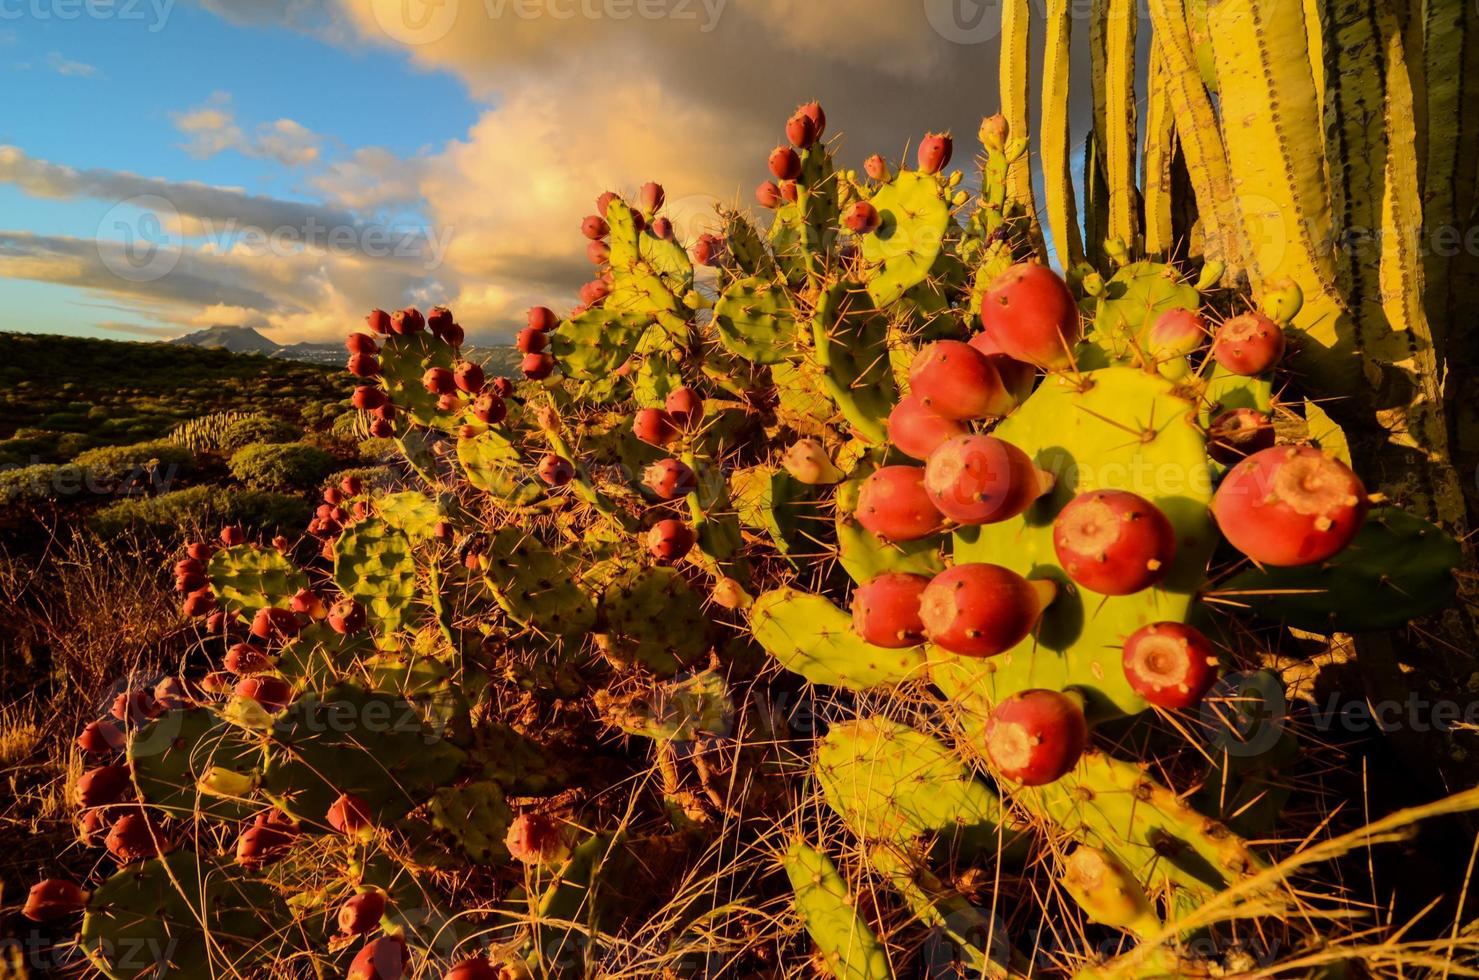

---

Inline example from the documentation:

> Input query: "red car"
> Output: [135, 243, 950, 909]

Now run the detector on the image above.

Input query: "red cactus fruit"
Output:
[235, 675, 293, 712]
[983, 689, 1087, 785]
[106, 812, 170, 863]
[182, 587, 216, 617]
[327, 792, 374, 837]
[436, 393, 461, 412]
[205, 611, 227, 633]
[522, 353, 555, 380]
[1122, 622, 1219, 709]
[442, 321, 465, 346]
[1211, 312, 1285, 375]
[348, 353, 381, 378]
[581, 214, 610, 240]
[579, 278, 610, 306]
[528, 306, 559, 332]
[426, 305, 453, 336]
[1149, 308, 1207, 358]
[864, 154, 890, 181]
[664, 387, 703, 429]
[341, 474, 364, 497]
[23, 879, 88, 922]
[78, 719, 125, 755]
[225, 643, 271, 675]
[639, 181, 665, 214]
[646, 519, 695, 564]
[786, 110, 817, 149]
[443, 958, 501, 980]
[366, 309, 392, 334]
[422, 367, 456, 396]
[505, 812, 571, 866]
[779, 180, 799, 203]
[352, 386, 386, 411]
[391, 308, 425, 335]
[651, 216, 674, 240]
[346, 332, 379, 355]
[200, 671, 234, 695]
[473, 393, 507, 425]
[516, 327, 548, 355]
[1212, 446, 1368, 566]
[844, 200, 881, 235]
[1052, 490, 1177, 596]
[111, 689, 155, 723]
[633, 408, 679, 447]
[595, 190, 618, 214]
[235, 823, 294, 869]
[78, 808, 107, 845]
[856, 465, 944, 542]
[692, 233, 725, 266]
[587, 239, 612, 265]
[919, 563, 1056, 657]
[454, 361, 485, 393]
[851, 572, 930, 648]
[291, 588, 325, 618]
[187, 541, 215, 562]
[909, 340, 1015, 421]
[338, 890, 387, 936]
[220, 525, 245, 546]
[250, 606, 301, 641]
[768, 145, 802, 181]
[153, 676, 193, 711]
[643, 458, 697, 500]
[536, 453, 575, 487]
[491, 377, 514, 398]
[923, 434, 1053, 525]
[1206, 408, 1276, 465]
[349, 936, 409, 980]
[369, 419, 394, 438]
[77, 765, 131, 807]
[886, 395, 968, 462]
[980, 263, 1082, 370]
[797, 100, 826, 138]
[755, 180, 783, 209]
[917, 132, 953, 174]
[967, 330, 1037, 404]
[328, 599, 366, 635]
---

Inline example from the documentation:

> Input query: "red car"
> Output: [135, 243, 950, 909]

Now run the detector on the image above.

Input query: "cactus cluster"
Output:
[23, 83, 1472, 980]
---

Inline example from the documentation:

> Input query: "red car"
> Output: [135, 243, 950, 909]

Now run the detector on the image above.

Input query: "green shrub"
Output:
[0, 437, 58, 466]
[218, 414, 300, 453]
[89, 485, 309, 539]
[326, 465, 399, 495]
[357, 437, 398, 462]
[70, 440, 194, 483]
[0, 463, 79, 506]
[229, 441, 337, 491]
[330, 410, 367, 443]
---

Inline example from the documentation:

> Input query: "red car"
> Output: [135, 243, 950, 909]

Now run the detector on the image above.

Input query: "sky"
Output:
[0, 0, 1080, 345]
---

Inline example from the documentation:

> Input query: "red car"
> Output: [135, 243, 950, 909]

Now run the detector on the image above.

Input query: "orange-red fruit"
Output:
[855, 466, 943, 542]
[844, 201, 880, 234]
[352, 386, 386, 411]
[250, 606, 300, 641]
[183, 588, 216, 617]
[639, 181, 665, 214]
[587, 239, 611, 264]
[77, 765, 131, 807]
[327, 792, 374, 836]
[864, 154, 890, 181]
[786, 111, 817, 148]
[369, 418, 394, 438]
[967, 330, 1036, 405]
[23, 879, 88, 922]
[505, 812, 570, 865]
[797, 100, 826, 138]
[664, 387, 703, 429]
[473, 393, 507, 425]
[633, 408, 679, 447]
[366, 309, 393, 334]
[851, 572, 930, 648]
[78, 719, 125, 755]
[187, 541, 215, 562]
[917, 132, 953, 174]
[1052, 490, 1176, 596]
[768, 145, 802, 181]
[348, 353, 381, 378]
[1212, 446, 1368, 566]
[1206, 408, 1276, 465]
[643, 458, 697, 500]
[1149, 307, 1207, 357]
[235, 675, 293, 712]
[527, 306, 559, 332]
[923, 434, 1051, 525]
[919, 563, 1055, 658]
[391, 308, 425, 335]
[220, 525, 246, 546]
[650, 216, 673, 239]
[1211, 312, 1285, 375]
[225, 643, 271, 675]
[491, 377, 514, 398]
[443, 958, 501, 980]
[692, 233, 724, 266]
[779, 180, 799, 203]
[454, 361, 485, 393]
[106, 812, 170, 862]
[983, 689, 1087, 785]
[348, 936, 408, 980]
[756, 180, 783, 209]
[646, 519, 695, 564]
[537, 453, 575, 487]
[909, 340, 1015, 420]
[579, 278, 610, 305]
[1122, 622, 1219, 709]
[980, 263, 1081, 370]
[111, 689, 154, 723]
[422, 367, 456, 396]
[346, 332, 378, 355]
[235, 822, 294, 869]
[522, 353, 555, 380]
[886, 395, 967, 462]
[338, 891, 387, 936]
[581, 214, 610, 240]
[427, 305, 454, 337]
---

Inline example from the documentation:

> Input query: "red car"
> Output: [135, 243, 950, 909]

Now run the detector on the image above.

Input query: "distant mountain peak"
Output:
[171, 325, 279, 354]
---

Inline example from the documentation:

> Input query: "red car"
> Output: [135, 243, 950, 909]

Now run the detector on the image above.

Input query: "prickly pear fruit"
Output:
[473, 393, 507, 425]
[923, 434, 1052, 525]
[346, 332, 378, 355]
[443, 958, 501, 980]
[887, 395, 968, 461]
[856, 466, 944, 542]
[863, 154, 890, 181]
[967, 331, 1037, 406]
[921, 563, 1055, 658]
[1052, 490, 1176, 596]
[327, 792, 374, 837]
[235, 822, 293, 869]
[909, 340, 1015, 420]
[367, 309, 392, 334]
[491, 377, 514, 398]
[768, 145, 802, 181]
[983, 688, 1087, 785]
[1060, 847, 1158, 935]
[779, 180, 799, 203]
[1206, 408, 1275, 465]
[77, 765, 130, 807]
[851, 572, 930, 648]
[250, 606, 300, 641]
[187, 541, 215, 562]
[537, 453, 575, 487]
[664, 387, 703, 430]
[391, 308, 425, 335]
[348, 354, 381, 379]
[796, 100, 826, 137]
[1148, 308, 1207, 358]
[453, 361, 485, 394]
[427, 305, 454, 338]
[980, 263, 1082, 370]
[917, 132, 953, 174]
[1212, 446, 1368, 566]
[786, 111, 817, 149]
[352, 386, 387, 411]
[328, 599, 366, 635]
[844, 201, 880, 234]
[235, 676, 293, 712]
[581, 214, 610, 240]
[528, 306, 558, 332]
[692, 233, 725, 266]
[106, 812, 170, 862]
[756, 181, 782, 209]
[782, 439, 844, 485]
[78, 719, 124, 755]
[1122, 622, 1219, 709]
[646, 519, 695, 564]
[225, 643, 271, 675]
[633, 408, 679, 446]
[112, 689, 155, 723]
[338, 890, 387, 936]
[349, 936, 408, 980]
[1212, 312, 1285, 375]
[505, 812, 572, 866]
[643, 458, 697, 500]
[639, 181, 665, 214]
[522, 352, 555, 380]
[23, 879, 88, 922]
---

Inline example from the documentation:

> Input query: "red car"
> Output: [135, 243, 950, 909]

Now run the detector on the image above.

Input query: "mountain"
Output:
[170, 325, 521, 375]
[170, 325, 280, 354]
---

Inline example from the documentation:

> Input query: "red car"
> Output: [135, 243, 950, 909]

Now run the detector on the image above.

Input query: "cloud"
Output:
[45, 52, 102, 78]
[173, 93, 323, 167]
[311, 147, 426, 211]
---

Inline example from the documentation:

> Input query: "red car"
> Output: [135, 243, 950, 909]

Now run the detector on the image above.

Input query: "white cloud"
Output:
[173, 93, 324, 167]
[45, 52, 101, 78]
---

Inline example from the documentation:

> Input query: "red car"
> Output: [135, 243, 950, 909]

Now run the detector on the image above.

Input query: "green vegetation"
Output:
[228, 442, 337, 491]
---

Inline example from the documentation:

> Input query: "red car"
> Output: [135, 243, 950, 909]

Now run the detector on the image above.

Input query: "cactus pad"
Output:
[428, 779, 512, 863]
[595, 669, 731, 741]
[835, 515, 945, 585]
[481, 528, 597, 637]
[713, 275, 795, 364]
[208, 544, 308, 616]
[861, 171, 951, 308]
[1087, 260, 1199, 364]
[599, 565, 707, 675]
[458, 429, 543, 505]
[552, 308, 651, 380]
[334, 519, 418, 637]
[782, 841, 894, 980]
[374, 490, 444, 541]
[376, 332, 466, 432]
[130, 707, 263, 821]
[750, 588, 929, 691]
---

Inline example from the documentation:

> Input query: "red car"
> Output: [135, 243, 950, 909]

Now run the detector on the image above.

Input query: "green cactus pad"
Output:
[1221, 507, 1461, 631]
[816, 717, 1021, 860]
[1199, 362, 1274, 423]
[721, 209, 776, 278]
[862, 170, 951, 308]
[552, 308, 651, 380]
[773, 360, 836, 429]
[81, 852, 287, 980]
[428, 779, 512, 863]
[600, 565, 708, 676]
[208, 543, 308, 616]
[260, 683, 464, 826]
[376, 332, 466, 432]
[130, 707, 263, 821]
[835, 516, 945, 585]
[1087, 260, 1200, 365]
[276, 622, 376, 689]
[944, 367, 1217, 719]
[782, 841, 894, 980]
[750, 588, 929, 691]
[457, 429, 543, 505]
[730, 465, 820, 558]
[811, 283, 898, 444]
[481, 528, 597, 637]
[334, 519, 418, 637]
[713, 275, 795, 364]
[375, 490, 444, 541]
[595, 669, 731, 741]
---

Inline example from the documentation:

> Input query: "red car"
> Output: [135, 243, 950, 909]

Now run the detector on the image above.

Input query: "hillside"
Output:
[171, 323, 524, 373]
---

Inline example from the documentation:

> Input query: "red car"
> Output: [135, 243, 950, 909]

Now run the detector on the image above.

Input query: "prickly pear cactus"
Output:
[782, 841, 894, 980]
[209, 543, 307, 615]
[334, 518, 418, 636]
